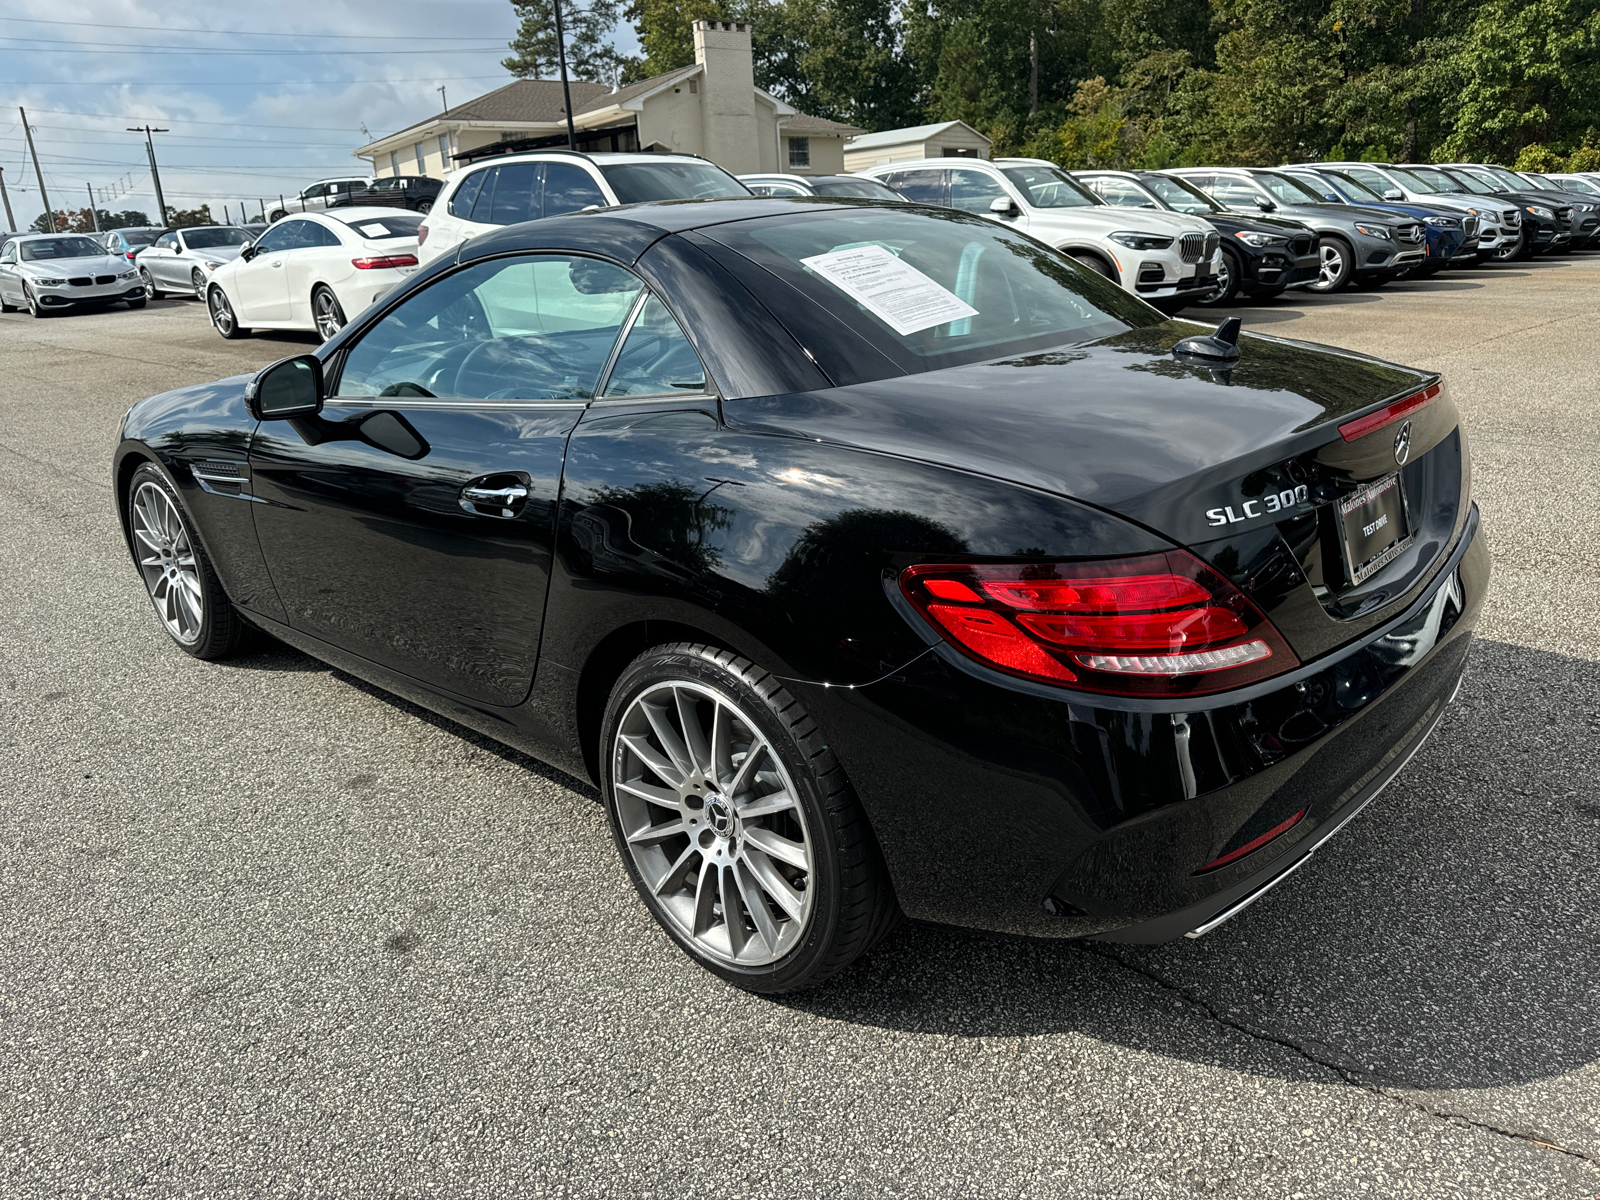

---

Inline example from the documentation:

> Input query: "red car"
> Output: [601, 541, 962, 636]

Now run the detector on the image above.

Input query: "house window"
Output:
[438, 134, 451, 169]
[787, 137, 810, 169]
[389, 150, 399, 176]
[414, 142, 427, 172]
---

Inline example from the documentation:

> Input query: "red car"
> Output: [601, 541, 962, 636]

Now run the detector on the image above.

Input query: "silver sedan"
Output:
[0, 233, 145, 317]
[137, 226, 254, 301]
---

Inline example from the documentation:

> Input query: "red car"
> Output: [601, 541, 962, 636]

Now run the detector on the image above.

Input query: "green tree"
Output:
[165, 204, 213, 228]
[505, 0, 624, 83]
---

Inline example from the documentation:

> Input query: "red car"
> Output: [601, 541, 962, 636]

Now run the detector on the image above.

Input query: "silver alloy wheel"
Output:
[1200, 253, 1233, 304]
[1492, 232, 1521, 261]
[140, 268, 158, 300]
[1311, 241, 1346, 291]
[613, 680, 815, 967]
[192, 269, 207, 301]
[24, 283, 40, 316]
[130, 481, 205, 644]
[209, 288, 234, 335]
[313, 289, 344, 340]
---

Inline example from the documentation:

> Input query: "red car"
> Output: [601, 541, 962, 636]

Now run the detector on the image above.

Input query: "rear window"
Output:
[335, 212, 424, 240]
[598, 162, 750, 204]
[704, 207, 1159, 374]
[810, 177, 902, 200]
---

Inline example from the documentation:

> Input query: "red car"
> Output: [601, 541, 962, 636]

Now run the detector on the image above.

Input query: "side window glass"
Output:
[275, 222, 312, 251]
[336, 255, 643, 401]
[948, 170, 1009, 214]
[542, 162, 606, 217]
[303, 184, 327, 200]
[1101, 179, 1156, 207]
[253, 224, 295, 254]
[887, 169, 948, 206]
[469, 166, 500, 222]
[308, 224, 342, 248]
[603, 296, 708, 396]
[1349, 168, 1388, 192]
[488, 162, 541, 225]
[156, 233, 177, 250]
[450, 169, 488, 218]
[1209, 177, 1261, 207]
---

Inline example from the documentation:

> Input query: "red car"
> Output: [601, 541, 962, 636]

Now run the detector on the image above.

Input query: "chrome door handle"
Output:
[270, 260, 283, 268]
[459, 482, 529, 518]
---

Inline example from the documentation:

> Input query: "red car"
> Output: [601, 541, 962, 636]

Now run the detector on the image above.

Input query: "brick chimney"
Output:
[693, 19, 758, 174]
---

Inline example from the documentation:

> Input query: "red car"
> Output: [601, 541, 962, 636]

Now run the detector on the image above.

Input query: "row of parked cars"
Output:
[5, 152, 1592, 334]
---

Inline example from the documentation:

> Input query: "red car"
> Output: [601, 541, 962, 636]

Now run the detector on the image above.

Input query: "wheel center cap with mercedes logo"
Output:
[705, 794, 735, 838]
[1394, 419, 1413, 465]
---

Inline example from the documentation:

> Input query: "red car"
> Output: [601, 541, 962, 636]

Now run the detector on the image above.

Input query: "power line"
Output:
[0, 37, 506, 56]
[26, 108, 383, 134]
[0, 15, 504, 40]
[6, 74, 509, 86]
[24, 123, 366, 147]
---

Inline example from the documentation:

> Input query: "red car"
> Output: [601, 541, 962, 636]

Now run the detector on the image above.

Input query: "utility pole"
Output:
[0, 166, 15, 231]
[128, 125, 169, 226]
[438, 84, 448, 114]
[21, 107, 53, 232]
[553, 0, 577, 150]
[87, 183, 100, 232]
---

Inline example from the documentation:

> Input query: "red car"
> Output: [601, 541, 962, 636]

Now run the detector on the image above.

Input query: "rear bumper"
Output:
[801, 505, 1487, 942]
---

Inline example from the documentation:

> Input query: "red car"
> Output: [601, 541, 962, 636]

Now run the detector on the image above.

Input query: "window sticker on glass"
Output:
[799, 244, 979, 336]
[358, 223, 392, 237]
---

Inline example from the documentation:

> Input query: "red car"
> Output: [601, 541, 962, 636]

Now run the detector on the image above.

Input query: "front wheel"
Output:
[312, 285, 346, 341]
[126, 297, 147, 310]
[1304, 236, 1352, 292]
[208, 286, 248, 339]
[24, 283, 51, 318]
[191, 269, 209, 301]
[1069, 252, 1117, 281]
[417, 198, 433, 214]
[1195, 247, 1241, 306]
[601, 643, 900, 993]
[140, 267, 164, 301]
[126, 464, 250, 659]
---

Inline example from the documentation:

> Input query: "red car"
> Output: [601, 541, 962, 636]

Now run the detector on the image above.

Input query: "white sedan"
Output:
[204, 208, 422, 341]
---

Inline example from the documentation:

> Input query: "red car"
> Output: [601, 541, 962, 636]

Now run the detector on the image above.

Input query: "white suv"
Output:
[416, 150, 750, 266]
[859, 157, 1222, 308]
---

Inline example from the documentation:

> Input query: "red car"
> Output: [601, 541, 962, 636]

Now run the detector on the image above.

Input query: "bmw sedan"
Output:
[0, 233, 145, 316]
[137, 225, 255, 301]
[205, 208, 422, 341]
[114, 197, 1486, 992]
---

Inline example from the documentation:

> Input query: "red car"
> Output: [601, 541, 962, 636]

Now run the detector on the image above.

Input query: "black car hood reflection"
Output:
[724, 323, 1430, 540]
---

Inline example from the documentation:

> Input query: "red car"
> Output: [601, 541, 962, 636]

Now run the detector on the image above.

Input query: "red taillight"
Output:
[1339, 382, 1440, 442]
[416, 224, 429, 246]
[900, 552, 1299, 696]
[351, 253, 418, 270]
[1194, 808, 1307, 874]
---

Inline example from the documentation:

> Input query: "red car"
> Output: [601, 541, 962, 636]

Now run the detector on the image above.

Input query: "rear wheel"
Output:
[601, 643, 900, 993]
[1305, 236, 1352, 292]
[1196, 246, 1241, 306]
[208, 286, 248, 339]
[126, 464, 250, 659]
[417, 198, 434, 214]
[267, 209, 287, 223]
[312, 285, 346, 341]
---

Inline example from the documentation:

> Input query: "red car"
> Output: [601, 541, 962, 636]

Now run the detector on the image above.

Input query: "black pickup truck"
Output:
[326, 176, 442, 215]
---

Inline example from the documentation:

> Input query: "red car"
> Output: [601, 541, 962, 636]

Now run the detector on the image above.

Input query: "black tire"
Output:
[417, 198, 433, 214]
[268, 209, 287, 223]
[311, 285, 346, 341]
[1195, 246, 1242, 306]
[0, 292, 16, 313]
[126, 297, 147, 310]
[1069, 251, 1117, 281]
[140, 267, 164, 301]
[207, 286, 249, 339]
[125, 463, 251, 660]
[600, 643, 901, 993]
[1305, 235, 1353, 292]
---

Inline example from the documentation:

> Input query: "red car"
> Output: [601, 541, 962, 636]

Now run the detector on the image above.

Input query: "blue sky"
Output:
[0, 0, 640, 229]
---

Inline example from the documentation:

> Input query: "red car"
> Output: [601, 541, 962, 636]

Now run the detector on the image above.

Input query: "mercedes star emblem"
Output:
[1394, 420, 1413, 466]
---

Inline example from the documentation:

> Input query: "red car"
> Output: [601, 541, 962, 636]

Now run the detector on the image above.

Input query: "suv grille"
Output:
[1178, 232, 1205, 262]
[1394, 222, 1424, 244]
[1288, 234, 1315, 256]
[1502, 208, 1520, 225]
[1462, 215, 1479, 236]
[1555, 206, 1572, 225]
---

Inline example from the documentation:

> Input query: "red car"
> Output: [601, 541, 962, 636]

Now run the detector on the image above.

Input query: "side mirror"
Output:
[1324, 193, 1340, 202]
[239, 242, 256, 261]
[245, 354, 323, 421]
[1383, 188, 1404, 201]
[1254, 196, 1277, 212]
[989, 195, 1020, 216]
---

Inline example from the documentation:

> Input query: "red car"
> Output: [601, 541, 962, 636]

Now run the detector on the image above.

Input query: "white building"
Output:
[842, 121, 993, 173]
[355, 21, 859, 179]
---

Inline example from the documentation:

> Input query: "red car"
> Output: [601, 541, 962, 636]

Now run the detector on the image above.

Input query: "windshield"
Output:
[598, 162, 750, 204]
[810, 177, 903, 200]
[1393, 167, 1452, 194]
[1140, 174, 1223, 214]
[1000, 164, 1099, 208]
[1555, 175, 1600, 194]
[1257, 171, 1328, 204]
[335, 212, 423, 240]
[705, 207, 1159, 375]
[21, 236, 107, 261]
[114, 229, 161, 246]
[1518, 173, 1554, 190]
[182, 227, 253, 249]
[1323, 170, 1385, 203]
[1450, 168, 1504, 195]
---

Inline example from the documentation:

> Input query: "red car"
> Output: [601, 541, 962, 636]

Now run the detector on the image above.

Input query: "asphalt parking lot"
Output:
[2, 260, 1597, 1198]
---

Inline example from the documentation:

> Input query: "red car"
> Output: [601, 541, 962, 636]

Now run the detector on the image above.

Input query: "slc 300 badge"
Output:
[1205, 484, 1310, 527]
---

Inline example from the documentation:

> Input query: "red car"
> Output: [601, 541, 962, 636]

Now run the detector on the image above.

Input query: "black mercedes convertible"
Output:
[113, 197, 1486, 992]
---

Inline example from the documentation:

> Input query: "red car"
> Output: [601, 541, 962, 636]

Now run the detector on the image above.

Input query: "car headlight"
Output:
[200, 260, 220, 270]
[33, 277, 66, 287]
[1107, 231, 1174, 251]
[1570, 202, 1595, 212]
[117, 270, 137, 280]
[1527, 205, 1554, 219]
[1424, 216, 1459, 227]
[1234, 230, 1288, 248]
[1353, 224, 1392, 240]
